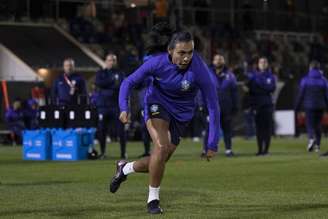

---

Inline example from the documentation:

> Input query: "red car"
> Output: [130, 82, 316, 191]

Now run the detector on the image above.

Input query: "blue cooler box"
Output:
[52, 129, 91, 161]
[23, 129, 52, 160]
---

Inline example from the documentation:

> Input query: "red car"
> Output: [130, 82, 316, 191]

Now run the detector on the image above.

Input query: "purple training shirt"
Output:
[119, 52, 220, 151]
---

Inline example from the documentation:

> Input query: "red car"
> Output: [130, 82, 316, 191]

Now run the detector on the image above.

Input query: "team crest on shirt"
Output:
[181, 80, 191, 91]
[150, 104, 160, 115]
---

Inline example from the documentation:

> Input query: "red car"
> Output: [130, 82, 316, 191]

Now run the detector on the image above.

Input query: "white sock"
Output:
[147, 186, 160, 203]
[122, 161, 135, 175]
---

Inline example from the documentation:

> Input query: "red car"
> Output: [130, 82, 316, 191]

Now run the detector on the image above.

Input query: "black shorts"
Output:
[147, 104, 189, 146]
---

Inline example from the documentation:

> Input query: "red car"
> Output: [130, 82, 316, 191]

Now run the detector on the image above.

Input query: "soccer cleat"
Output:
[147, 200, 163, 214]
[307, 139, 315, 152]
[314, 145, 320, 153]
[225, 150, 234, 157]
[109, 160, 128, 193]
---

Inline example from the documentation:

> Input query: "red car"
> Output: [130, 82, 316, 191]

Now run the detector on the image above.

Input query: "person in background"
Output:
[295, 60, 328, 152]
[52, 58, 87, 106]
[5, 99, 25, 145]
[95, 53, 127, 159]
[247, 57, 276, 156]
[203, 54, 238, 157]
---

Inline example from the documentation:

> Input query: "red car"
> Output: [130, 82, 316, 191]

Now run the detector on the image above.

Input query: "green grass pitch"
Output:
[0, 137, 328, 219]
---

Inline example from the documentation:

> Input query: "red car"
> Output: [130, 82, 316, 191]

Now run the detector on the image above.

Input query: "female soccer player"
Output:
[109, 29, 220, 214]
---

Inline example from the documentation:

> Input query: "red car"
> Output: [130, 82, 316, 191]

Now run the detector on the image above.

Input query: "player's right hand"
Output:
[119, 111, 129, 124]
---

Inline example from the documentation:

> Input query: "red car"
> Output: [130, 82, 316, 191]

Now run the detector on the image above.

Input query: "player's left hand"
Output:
[206, 149, 216, 161]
